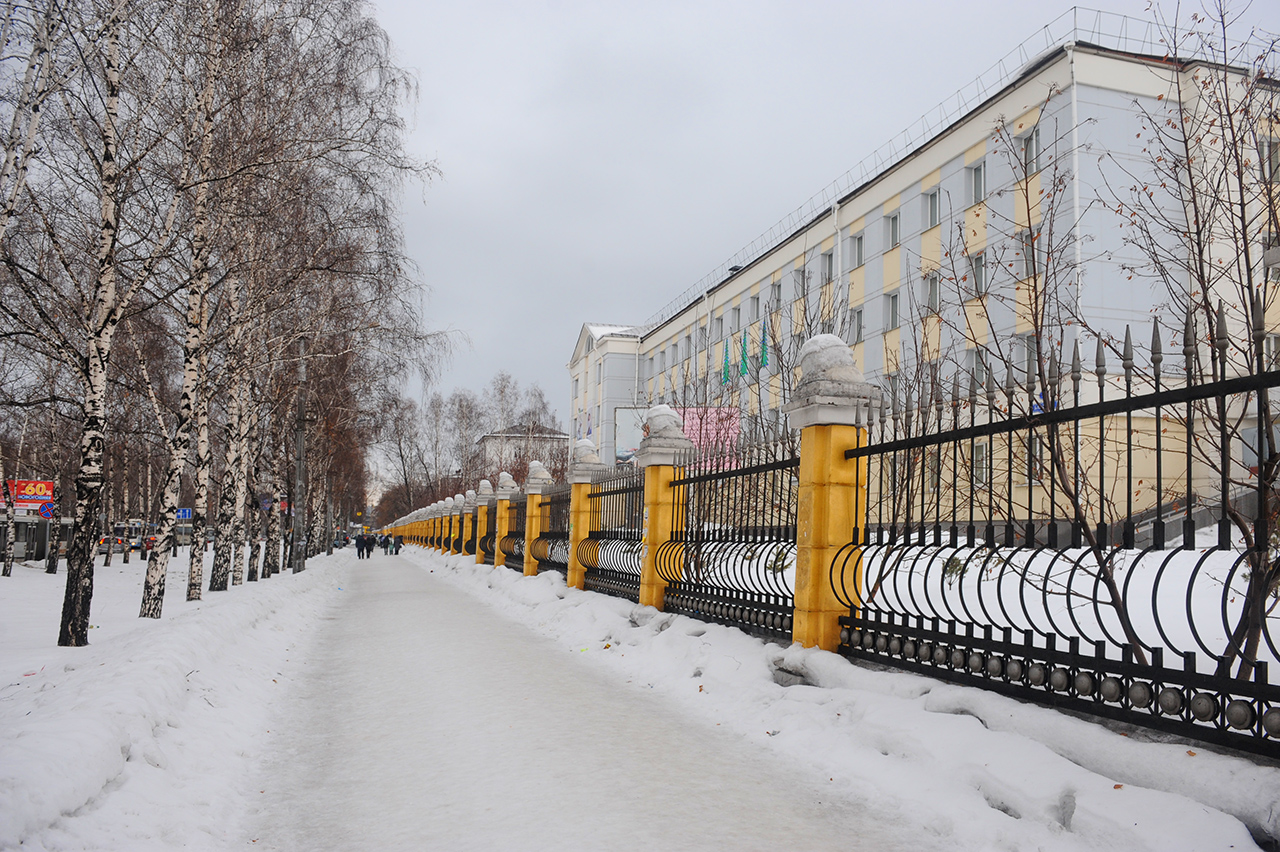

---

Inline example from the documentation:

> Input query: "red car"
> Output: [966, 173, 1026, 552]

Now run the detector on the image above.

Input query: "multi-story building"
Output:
[569, 12, 1280, 452]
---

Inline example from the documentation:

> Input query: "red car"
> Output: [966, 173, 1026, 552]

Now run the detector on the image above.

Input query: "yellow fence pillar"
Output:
[523, 463, 554, 577]
[783, 336, 876, 651]
[567, 441, 608, 591]
[635, 407, 696, 610]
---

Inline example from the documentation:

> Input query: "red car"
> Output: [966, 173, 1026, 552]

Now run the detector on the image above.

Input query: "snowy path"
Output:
[248, 556, 899, 852]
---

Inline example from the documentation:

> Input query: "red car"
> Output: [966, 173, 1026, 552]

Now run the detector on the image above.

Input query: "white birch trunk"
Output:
[2, 455, 13, 577]
[186, 300, 211, 600]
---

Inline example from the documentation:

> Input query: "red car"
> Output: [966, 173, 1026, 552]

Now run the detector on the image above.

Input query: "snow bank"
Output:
[413, 549, 1279, 852]
[0, 553, 346, 850]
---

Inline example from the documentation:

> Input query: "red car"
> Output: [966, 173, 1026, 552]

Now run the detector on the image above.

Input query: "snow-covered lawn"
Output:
[0, 550, 344, 850]
[0, 545, 1277, 851]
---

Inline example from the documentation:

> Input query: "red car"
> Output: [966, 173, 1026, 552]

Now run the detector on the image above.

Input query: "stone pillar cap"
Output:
[525, 461, 554, 494]
[635, 404, 696, 468]
[782, 334, 879, 429]
[570, 439, 609, 482]
[496, 471, 520, 499]
[477, 480, 494, 498]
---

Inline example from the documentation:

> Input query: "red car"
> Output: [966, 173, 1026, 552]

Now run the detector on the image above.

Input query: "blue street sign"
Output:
[176, 508, 192, 520]
[38, 502, 55, 519]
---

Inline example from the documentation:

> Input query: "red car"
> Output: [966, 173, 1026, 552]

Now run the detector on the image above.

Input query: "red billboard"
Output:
[2, 479, 55, 510]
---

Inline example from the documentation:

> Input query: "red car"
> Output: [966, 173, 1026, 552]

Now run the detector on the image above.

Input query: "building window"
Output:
[682, 334, 691, 361]
[1016, 333, 1037, 383]
[658, 351, 666, 373]
[970, 251, 987, 295]
[969, 161, 986, 205]
[926, 190, 940, 229]
[731, 306, 741, 332]
[927, 447, 941, 491]
[969, 350, 989, 390]
[925, 272, 940, 312]
[1018, 230, 1040, 279]
[887, 213, 900, 249]
[849, 307, 864, 344]
[974, 442, 992, 489]
[1021, 128, 1041, 175]
[1025, 432, 1045, 484]
[886, 291, 900, 330]
[573, 378, 579, 399]
[1266, 333, 1280, 369]
[821, 251, 834, 284]
[714, 315, 724, 340]
[847, 232, 865, 268]
[750, 295, 759, 321]
[1261, 139, 1278, 182]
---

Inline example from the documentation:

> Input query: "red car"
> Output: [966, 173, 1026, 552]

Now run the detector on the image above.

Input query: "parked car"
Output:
[97, 535, 125, 554]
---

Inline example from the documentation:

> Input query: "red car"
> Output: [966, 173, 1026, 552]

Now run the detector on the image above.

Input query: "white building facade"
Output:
[568, 21, 1280, 445]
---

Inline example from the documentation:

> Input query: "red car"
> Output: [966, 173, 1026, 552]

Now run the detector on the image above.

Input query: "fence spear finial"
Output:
[1151, 319, 1163, 374]
[1123, 325, 1134, 381]
[1071, 338, 1082, 390]
[1252, 289, 1266, 357]
[1049, 347, 1060, 387]
[1095, 335, 1107, 390]
[1215, 300, 1229, 363]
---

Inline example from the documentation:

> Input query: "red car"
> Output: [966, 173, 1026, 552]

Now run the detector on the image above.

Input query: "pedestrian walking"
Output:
[355, 534, 366, 560]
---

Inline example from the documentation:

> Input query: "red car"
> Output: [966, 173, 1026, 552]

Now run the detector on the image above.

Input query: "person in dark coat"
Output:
[355, 534, 366, 560]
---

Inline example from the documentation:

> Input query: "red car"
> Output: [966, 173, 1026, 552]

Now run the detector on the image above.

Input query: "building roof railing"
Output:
[638, 6, 1276, 338]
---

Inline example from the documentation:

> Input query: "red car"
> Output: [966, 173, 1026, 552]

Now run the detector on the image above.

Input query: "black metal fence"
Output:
[500, 497, 526, 572]
[832, 315, 1280, 757]
[658, 440, 799, 643]
[480, 498, 497, 565]
[463, 510, 477, 556]
[531, 483, 571, 573]
[581, 466, 644, 603]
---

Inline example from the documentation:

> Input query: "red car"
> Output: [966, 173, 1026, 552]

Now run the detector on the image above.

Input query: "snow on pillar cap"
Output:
[463, 489, 478, 511]
[496, 472, 520, 498]
[477, 480, 494, 498]
[635, 404, 694, 467]
[783, 334, 879, 429]
[525, 461, 554, 494]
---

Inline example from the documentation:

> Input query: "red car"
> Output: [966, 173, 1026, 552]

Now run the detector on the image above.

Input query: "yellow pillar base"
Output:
[792, 422, 866, 651]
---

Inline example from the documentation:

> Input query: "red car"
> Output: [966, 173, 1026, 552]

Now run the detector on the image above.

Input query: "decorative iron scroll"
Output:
[582, 466, 643, 602]
[833, 317, 1280, 756]
[659, 440, 799, 643]
[500, 498, 526, 572]
[533, 483, 571, 573]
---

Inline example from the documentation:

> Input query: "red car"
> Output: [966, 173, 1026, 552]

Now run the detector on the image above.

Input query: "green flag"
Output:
[740, 331, 749, 376]
[722, 339, 730, 385]
[760, 321, 768, 368]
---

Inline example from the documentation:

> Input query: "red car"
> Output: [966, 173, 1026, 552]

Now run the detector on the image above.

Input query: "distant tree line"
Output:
[375, 371, 567, 525]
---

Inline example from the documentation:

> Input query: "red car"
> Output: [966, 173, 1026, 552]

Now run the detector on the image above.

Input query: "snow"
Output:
[1, 545, 1277, 851]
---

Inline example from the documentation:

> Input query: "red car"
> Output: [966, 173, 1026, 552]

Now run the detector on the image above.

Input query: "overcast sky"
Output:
[370, 0, 1278, 425]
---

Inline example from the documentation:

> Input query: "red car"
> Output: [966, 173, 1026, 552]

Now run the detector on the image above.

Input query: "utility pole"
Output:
[292, 337, 308, 573]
